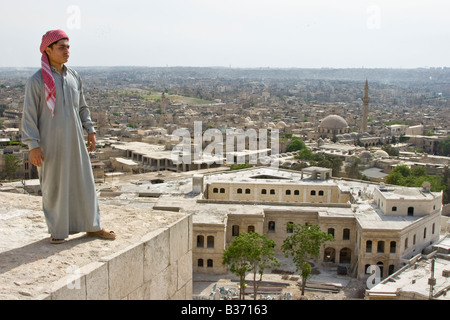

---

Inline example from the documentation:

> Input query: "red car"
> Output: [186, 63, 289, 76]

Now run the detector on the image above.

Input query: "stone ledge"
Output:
[0, 192, 192, 300]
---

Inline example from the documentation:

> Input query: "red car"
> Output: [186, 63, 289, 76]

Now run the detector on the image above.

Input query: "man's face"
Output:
[45, 39, 70, 65]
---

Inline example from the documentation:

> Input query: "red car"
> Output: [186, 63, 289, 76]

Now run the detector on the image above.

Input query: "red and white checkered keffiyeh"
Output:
[40, 30, 69, 116]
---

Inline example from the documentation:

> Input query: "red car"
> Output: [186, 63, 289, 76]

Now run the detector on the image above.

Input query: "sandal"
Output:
[86, 228, 116, 240]
[49, 236, 66, 244]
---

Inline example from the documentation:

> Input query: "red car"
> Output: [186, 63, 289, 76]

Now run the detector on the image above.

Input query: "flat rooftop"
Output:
[367, 251, 450, 300]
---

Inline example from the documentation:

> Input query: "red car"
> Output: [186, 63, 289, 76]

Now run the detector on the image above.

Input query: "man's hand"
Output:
[87, 132, 96, 152]
[30, 147, 45, 167]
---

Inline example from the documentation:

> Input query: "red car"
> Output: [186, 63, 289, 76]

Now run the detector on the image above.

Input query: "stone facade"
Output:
[184, 167, 443, 281]
[43, 215, 193, 300]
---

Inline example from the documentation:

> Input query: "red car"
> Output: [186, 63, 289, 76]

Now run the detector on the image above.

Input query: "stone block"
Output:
[81, 262, 108, 300]
[149, 264, 177, 300]
[143, 228, 170, 281]
[169, 216, 189, 265]
[50, 268, 86, 300]
[104, 243, 144, 300]
[177, 251, 192, 291]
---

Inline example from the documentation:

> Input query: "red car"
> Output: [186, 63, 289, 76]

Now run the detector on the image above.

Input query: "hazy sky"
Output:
[1, 0, 449, 68]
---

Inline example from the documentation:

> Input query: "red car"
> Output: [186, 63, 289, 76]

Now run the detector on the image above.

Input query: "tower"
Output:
[360, 80, 370, 133]
[159, 92, 167, 128]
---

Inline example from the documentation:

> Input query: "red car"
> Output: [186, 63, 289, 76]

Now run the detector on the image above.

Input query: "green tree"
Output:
[4, 153, 21, 180]
[385, 171, 403, 185]
[295, 148, 313, 161]
[381, 144, 399, 157]
[222, 232, 279, 300]
[286, 136, 306, 152]
[320, 154, 343, 177]
[411, 166, 426, 177]
[281, 223, 334, 296]
[437, 137, 450, 156]
[392, 165, 410, 177]
[345, 157, 362, 179]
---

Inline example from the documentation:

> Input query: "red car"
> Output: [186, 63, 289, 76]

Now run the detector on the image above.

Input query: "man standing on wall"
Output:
[21, 29, 116, 244]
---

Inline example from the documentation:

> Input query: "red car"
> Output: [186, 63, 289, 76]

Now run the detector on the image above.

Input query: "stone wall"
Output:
[42, 215, 192, 300]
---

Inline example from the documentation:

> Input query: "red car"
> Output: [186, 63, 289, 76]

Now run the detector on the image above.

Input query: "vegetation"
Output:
[437, 137, 450, 156]
[286, 136, 306, 152]
[385, 165, 448, 203]
[294, 148, 343, 177]
[381, 144, 399, 157]
[230, 163, 252, 171]
[345, 156, 365, 180]
[281, 223, 334, 296]
[4, 153, 21, 180]
[222, 232, 279, 300]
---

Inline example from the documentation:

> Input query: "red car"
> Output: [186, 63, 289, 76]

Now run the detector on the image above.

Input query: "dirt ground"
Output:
[193, 257, 367, 300]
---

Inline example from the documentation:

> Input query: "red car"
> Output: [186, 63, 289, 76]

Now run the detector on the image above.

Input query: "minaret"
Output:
[159, 92, 167, 128]
[360, 80, 370, 133]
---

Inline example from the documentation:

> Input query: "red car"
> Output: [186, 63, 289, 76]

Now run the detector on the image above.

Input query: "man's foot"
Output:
[86, 228, 116, 240]
[49, 236, 66, 244]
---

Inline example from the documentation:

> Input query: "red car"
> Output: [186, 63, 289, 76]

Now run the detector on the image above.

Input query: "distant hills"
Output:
[1, 66, 449, 85]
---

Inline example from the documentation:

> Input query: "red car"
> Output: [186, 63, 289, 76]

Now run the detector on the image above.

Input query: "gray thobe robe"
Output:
[21, 65, 102, 239]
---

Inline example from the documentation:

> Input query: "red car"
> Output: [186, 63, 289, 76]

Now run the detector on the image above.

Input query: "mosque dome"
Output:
[319, 115, 349, 130]
[374, 150, 389, 158]
[276, 121, 287, 129]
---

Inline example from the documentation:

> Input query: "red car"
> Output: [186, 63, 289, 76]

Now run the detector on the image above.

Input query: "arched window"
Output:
[390, 241, 396, 254]
[220, 188, 225, 194]
[286, 190, 291, 195]
[270, 189, 275, 195]
[324, 248, 336, 263]
[377, 261, 384, 278]
[318, 190, 324, 196]
[327, 228, 335, 238]
[377, 241, 385, 253]
[268, 221, 276, 232]
[366, 240, 372, 253]
[343, 229, 350, 240]
[392, 206, 397, 212]
[213, 188, 219, 193]
[207, 259, 213, 268]
[198, 259, 204, 267]
[388, 264, 395, 275]
[294, 190, 300, 195]
[237, 188, 243, 194]
[245, 188, 251, 194]
[339, 248, 352, 264]
[248, 225, 255, 233]
[365, 264, 371, 274]
[310, 190, 316, 196]
[207, 236, 214, 248]
[286, 222, 294, 234]
[196, 235, 204, 248]
[261, 189, 267, 195]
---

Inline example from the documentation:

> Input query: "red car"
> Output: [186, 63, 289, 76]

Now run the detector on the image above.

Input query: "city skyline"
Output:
[1, 0, 449, 69]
